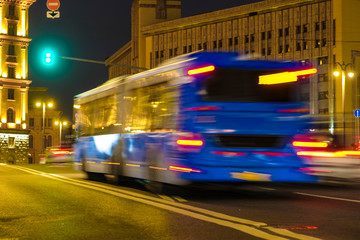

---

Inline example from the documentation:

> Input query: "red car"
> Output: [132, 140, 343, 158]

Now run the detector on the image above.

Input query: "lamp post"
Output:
[36, 102, 53, 153]
[333, 61, 354, 147]
[55, 120, 67, 145]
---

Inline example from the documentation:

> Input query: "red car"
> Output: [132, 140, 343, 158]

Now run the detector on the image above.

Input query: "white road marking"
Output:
[8, 165, 321, 240]
[295, 192, 360, 203]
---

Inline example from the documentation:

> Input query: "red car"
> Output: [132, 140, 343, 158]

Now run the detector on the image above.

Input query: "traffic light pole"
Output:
[60, 56, 148, 70]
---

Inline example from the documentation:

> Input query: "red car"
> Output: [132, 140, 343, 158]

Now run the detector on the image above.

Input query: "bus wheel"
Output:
[86, 172, 106, 181]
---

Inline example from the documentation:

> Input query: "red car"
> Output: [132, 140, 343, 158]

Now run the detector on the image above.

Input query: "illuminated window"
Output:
[303, 41, 308, 50]
[285, 44, 290, 53]
[7, 108, 14, 123]
[8, 89, 14, 100]
[315, 39, 320, 48]
[8, 137, 15, 148]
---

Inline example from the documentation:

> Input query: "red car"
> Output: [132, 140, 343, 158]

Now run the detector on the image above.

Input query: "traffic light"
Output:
[45, 53, 52, 63]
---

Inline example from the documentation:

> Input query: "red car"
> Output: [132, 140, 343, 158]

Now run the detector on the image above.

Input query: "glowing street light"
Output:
[333, 61, 355, 147]
[55, 120, 67, 144]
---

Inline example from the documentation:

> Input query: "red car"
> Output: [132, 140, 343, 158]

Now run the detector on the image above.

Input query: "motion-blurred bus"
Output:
[73, 52, 318, 185]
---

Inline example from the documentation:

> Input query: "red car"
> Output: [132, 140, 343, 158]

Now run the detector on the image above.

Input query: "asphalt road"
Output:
[1, 164, 360, 240]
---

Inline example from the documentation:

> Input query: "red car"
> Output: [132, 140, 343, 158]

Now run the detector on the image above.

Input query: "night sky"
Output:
[28, 0, 262, 120]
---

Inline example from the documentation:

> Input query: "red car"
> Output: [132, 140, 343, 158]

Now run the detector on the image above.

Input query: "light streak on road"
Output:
[6, 165, 321, 240]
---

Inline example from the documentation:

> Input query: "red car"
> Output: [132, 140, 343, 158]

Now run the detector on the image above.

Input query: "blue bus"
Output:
[73, 52, 318, 185]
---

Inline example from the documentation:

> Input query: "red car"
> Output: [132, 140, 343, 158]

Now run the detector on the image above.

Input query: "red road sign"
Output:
[46, 0, 60, 11]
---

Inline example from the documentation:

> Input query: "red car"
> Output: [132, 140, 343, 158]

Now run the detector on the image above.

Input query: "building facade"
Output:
[107, 0, 360, 147]
[28, 87, 62, 164]
[0, 0, 36, 164]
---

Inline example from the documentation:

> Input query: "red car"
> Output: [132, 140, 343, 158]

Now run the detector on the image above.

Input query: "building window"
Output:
[285, 28, 289, 36]
[8, 45, 15, 55]
[244, 35, 249, 43]
[29, 118, 34, 127]
[29, 135, 33, 148]
[278, 29, 283, 37]
[160, 50, 164, 58]
[318, 56, 328, 65]
[303, 41, 308, 50]
[245, 50, 249, 55]
[203, 43, 207, 50]
[322, 38, 327, 47]
[183, 46, 187, 53]
[228, 38, 233, 46]
[296, 42, 301, 51]
[188, 45, 192, 52]
[155, 51, 159, 59]
[321, 21, 326, 30]
[261, 32, 265, 40]
[267, 47, 272, 55]
[296, 25, 301, 34]
[315, 22, 320, 31]
[8, 137, 15, 149]
[8, 67, 15, 78]
[319, 108, 329, 114]
[250, 34, 255, 42]
[285, 44, 290, 53]
[234, 37, 238, 45]
[318, 91, 329, 100]
[303, 24, 308, 33]
[174, 48, 178, 56]
[315, 39, 320, 48]
[333, 19, 336, 46]
[318, 73, 329, 82]
[9, 5, 15, 16]
[278, 44, 283, 54]
[213, 41, 217, 49]
[261, 48, 266, 56]
[267, 31, 272, 39]
[48, 118, 53, 127]
[8, 22, 17, 36]
[7, 108, 14, 123]
[8, 89, 14, 100]
[47, 136, 52, 147]
[198, 43, 202, 50]
[169, 48, 173, 57]
[218, 40, 222, 49]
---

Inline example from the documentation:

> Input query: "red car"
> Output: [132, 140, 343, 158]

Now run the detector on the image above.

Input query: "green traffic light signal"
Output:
[45, 53, 52, 63]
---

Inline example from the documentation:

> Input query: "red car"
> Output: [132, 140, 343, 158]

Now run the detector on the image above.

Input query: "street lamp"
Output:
[36, 101, 53, 153]
[55, 120, 67, 145]
[333, 61, 355, 147]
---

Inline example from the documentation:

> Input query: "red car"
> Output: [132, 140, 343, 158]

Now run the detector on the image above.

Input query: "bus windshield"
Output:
[203, 68, 305, 103]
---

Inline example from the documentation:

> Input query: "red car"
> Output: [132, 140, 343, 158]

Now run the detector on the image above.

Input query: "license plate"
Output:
[230, 171, 271, 181]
